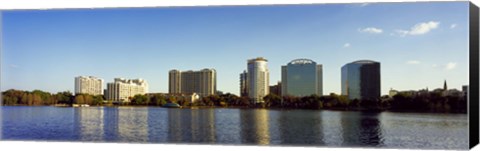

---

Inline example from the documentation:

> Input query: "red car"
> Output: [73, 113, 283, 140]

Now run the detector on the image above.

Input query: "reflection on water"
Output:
[277, 110, 324, 145]
[340, 112, 383, 147]
[378, 112, 469, 149]
[240, 109, 270, 145]
[74, 108, 104, 141]
[1, 106, 77, 140]
[147, 107, 168, 142]
[1, 106, 469, 149]
[103, 107, 119, 141]
[118, 107, 148, 142]
[168, 108, 216, 143]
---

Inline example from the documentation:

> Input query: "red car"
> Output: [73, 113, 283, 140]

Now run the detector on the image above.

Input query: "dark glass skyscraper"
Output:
[240, 70, 248, 97]
[341, 60, 380, 100]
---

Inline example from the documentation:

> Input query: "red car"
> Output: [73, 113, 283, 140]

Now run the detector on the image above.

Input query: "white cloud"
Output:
[406, 60, 420, 64]
[394, 30, 409, 37]
[359, 3, 369, 7]
[432, 64, 438, 68]
[394, 21, 440, 37]
[343, 43, 351, 48]
[450, 24, 457, 29]
[409, 21, 440, 35]
[358, 27, 383, 34]
[445, 62, 457, 70]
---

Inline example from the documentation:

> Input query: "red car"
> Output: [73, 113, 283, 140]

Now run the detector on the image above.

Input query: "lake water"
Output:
[0, 106, 469, 149]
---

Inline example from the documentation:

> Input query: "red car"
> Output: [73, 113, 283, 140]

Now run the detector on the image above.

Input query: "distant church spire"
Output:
[443, 80, 447, 91]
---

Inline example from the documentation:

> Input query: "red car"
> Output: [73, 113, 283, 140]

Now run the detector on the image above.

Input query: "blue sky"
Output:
[1, 2, 469, 95]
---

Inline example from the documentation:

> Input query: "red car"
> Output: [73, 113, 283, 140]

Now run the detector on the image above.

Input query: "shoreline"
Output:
[0, 104, 467, 114]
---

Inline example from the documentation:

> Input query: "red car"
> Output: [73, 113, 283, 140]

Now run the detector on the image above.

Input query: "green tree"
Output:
[92, 95, 104, 106]
[168, 96, 177, 103]
[220, 93, 239, 106]
[2, 89, 26, 105]
[55, 91, 73, 104]
[32, 93, 42, 105]
[84, 95, 93, 105]
[263, 93, 282, 108]
[74, 95, 85, 104]
[304, 94, 322, 109]
[20, 93, 28, 105]
[131, 94, 148, 105]
[151, 94, 166, 106]
[27, 93, 34, 105]
[239, 96, 250, 107]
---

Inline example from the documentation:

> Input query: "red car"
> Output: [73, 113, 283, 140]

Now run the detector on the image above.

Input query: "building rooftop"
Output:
[350, 60, 379, 64]
[288, 58, 316, 65]
[248, 57, 268, 62]
[170, 68, 215, 72]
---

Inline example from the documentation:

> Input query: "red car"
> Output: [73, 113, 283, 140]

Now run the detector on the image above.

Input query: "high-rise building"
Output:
[247, 57, 270, 104]
[168, 68, 216, 97]
[74, 76, 104, 95]
[281, 59, 323, 97]
[341, 60, 381, 100]
[106, 78, 149, 102]
[240, 70, 248, 97]
[169, 70, 181, 94]
[269, 81, 282, 96]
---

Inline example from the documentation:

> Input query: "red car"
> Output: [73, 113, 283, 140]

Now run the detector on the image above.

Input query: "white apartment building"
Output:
[74, 76, 104, 95]
[106, 78, 149, 102]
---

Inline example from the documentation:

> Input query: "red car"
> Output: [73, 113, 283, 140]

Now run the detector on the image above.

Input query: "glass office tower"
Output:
[341, 60, 380, 100]
[281, 58, 323, 97]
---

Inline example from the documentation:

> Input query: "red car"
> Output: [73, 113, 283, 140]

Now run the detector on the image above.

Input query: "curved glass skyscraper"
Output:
[341, 60, 381, 100]
[247, 57, 270, 104]
[281, 58, 323, 97]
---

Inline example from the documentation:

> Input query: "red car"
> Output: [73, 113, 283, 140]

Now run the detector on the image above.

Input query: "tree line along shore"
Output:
[1, 89, 467, 114]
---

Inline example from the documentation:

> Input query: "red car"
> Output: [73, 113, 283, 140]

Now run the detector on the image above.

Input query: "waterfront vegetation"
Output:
[1, 89, 467, 113]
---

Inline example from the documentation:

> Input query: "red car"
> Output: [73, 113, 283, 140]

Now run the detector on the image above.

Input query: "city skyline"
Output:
[1, 2, 469, 95]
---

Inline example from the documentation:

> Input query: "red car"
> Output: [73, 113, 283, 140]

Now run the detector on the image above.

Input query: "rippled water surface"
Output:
[1, 106, 468, 149]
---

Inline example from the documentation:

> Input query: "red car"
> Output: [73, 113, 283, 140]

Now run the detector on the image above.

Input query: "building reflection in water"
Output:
[116, 107, 149, 142]
[213, 109, 242, 144]
[240, 109, 270, 145]
[103, 107, 119, 141]
[277, 110, 324, 145]
[340, 111, 383, 147]
[73, 107, 104, 141]
[167, 108, 216, 143]
[147, 107, 169, 142]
